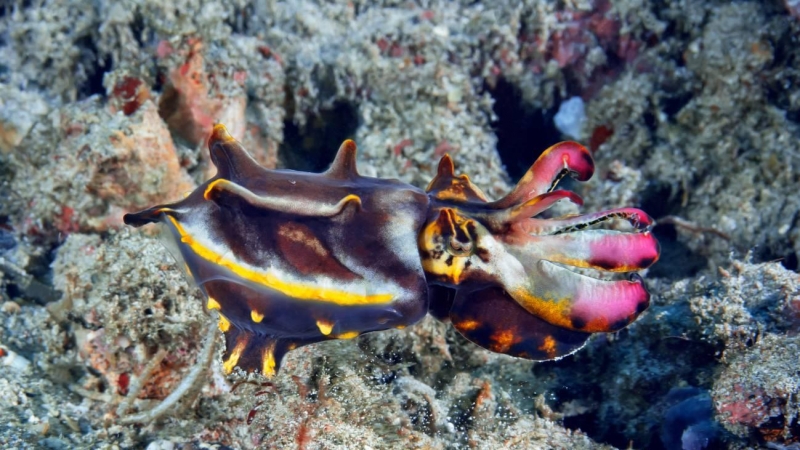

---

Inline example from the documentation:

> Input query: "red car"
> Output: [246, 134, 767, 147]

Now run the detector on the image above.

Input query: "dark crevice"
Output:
[661, 91, 693, 117]
[639, 181, 708, 278]
[0, 1, 20, 18]
[765, 74, 800, 125]
[640, 181, 683, 219]
[77, 36, 111, 99]
[756, 242, 799, 272]
[648, 224, 708, 279]
[129, 12, 148, 49]
[487, 78, 563, 182]
[781, 251, 798, 271]
[643, 110, 658, 131]
[279, 101, 359, 173]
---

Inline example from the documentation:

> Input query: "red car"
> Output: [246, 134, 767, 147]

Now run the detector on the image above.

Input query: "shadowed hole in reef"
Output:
[639, 181, 708, 279]
[279, 101, 359, 172]
[661, 91, 693, 118]
[76, 36, 110, 100]
[487, 78, 563, 182]
[648, 224, 708, 279]
[781, 251, 798, 271]
[756, 244, 799, 272]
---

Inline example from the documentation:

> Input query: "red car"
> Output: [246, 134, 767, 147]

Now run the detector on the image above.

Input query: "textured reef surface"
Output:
[1, 1, 799, 449]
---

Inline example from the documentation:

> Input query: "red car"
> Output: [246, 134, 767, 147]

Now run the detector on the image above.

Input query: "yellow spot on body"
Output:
[583, 316, 612, 333]
[456, 320, 480, 331]
[207, 297, 221, 310]
[538, 335, 557, 358]
[493, 330, 515, 346]
[223, 338, 247, 374]
[336, 331, 359, 340]
[316, 320, 334, 336]
[251, 310, 264, 323]
[395, 325, 406, 330]
[491, 330, 517, 353]
[218, 313, 231, 332]
[165, 216, 394, 306]
[262, 343, 276, 378]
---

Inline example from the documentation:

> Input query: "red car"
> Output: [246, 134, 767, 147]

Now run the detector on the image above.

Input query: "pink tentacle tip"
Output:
[570, 273, 650, 332]
[586, 232, 660, 271]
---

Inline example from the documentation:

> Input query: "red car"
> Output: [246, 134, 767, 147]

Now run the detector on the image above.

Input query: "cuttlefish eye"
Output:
[419, 208, 478, 284]
[448, 235, 473, 255]
[446, 212, 476, 256]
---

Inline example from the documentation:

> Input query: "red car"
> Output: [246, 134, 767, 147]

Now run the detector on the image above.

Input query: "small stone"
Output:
[1, 301, 21, 314]
[145, 440, 176, 450]
[1, 347, 32, 374]
[38, 438, 68, 450]
[554, 96, 586, 140]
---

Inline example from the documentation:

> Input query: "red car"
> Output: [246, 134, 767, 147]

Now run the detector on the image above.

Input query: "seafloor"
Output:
[1, 1, 799, 449]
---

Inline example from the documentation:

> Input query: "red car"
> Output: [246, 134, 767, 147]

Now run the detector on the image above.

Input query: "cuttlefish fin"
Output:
[208, 124, 264, 181]
[325, 139, 360, 179]
[425, 154, 489, 202]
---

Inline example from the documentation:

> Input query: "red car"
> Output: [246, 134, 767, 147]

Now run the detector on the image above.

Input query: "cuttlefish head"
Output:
[420, 142, 660, 360]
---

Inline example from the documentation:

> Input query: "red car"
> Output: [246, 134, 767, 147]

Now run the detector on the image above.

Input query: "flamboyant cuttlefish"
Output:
[124, 124, 659, 377]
